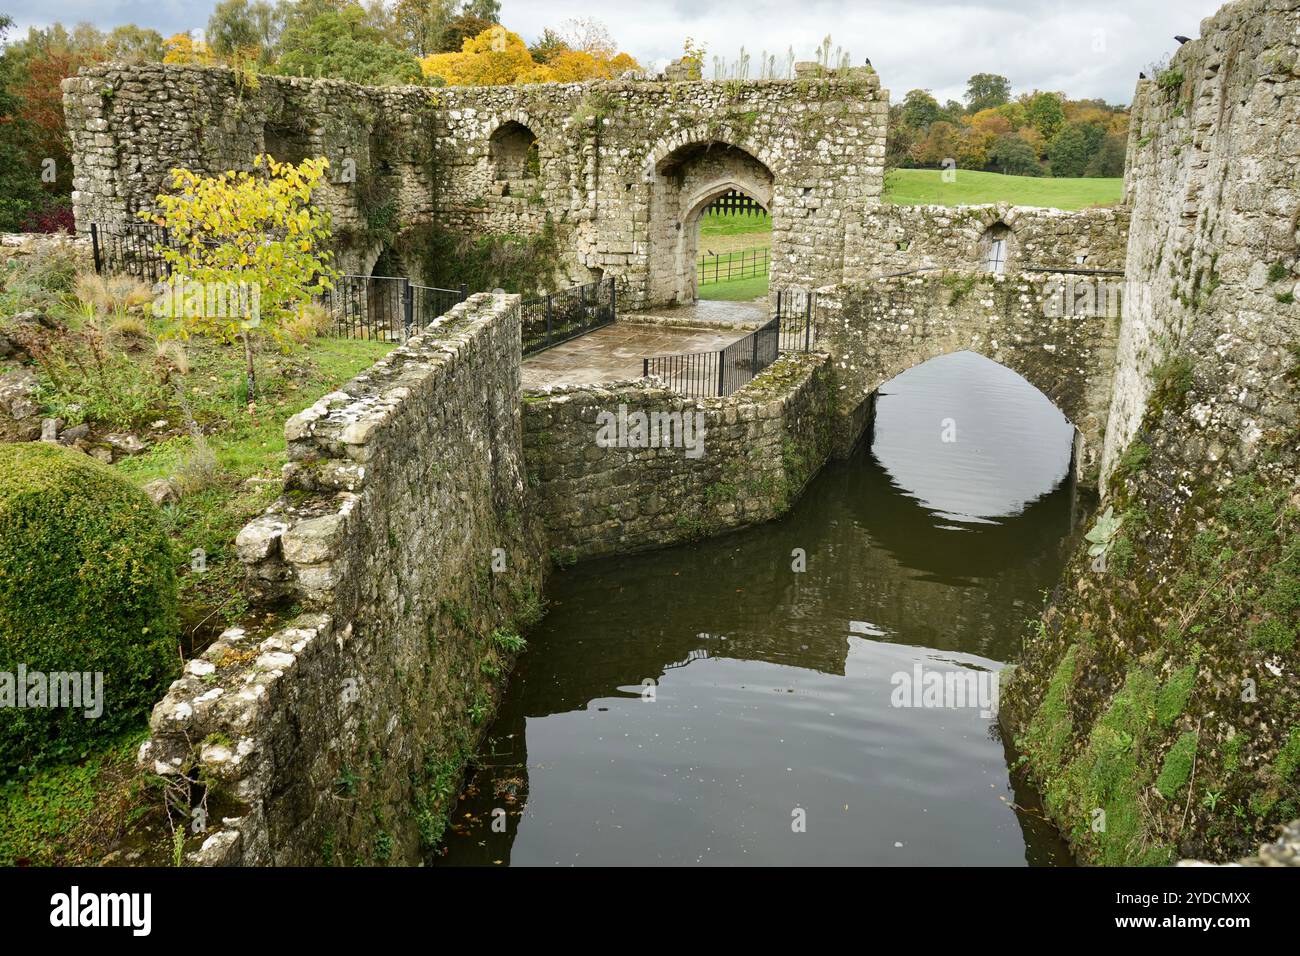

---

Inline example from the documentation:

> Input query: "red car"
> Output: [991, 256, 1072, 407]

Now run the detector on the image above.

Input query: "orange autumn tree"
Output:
[163, 33, 216, 66]
[420, 25, 640, 86]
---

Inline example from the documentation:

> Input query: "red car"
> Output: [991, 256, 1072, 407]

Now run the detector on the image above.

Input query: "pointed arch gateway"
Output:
[646, 140, 777, 305]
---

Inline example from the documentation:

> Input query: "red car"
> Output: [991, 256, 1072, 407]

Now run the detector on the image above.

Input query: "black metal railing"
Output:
[90, 222, 174, 283]
[642, 288, 818, 399]
[316, 275, 467, 342]
[521, 277, 616, 356]
[697, 246, 770, 286]
[775, 287, 817, 352]
[642, 315, 778, 399]
[89, 223, 469, 344]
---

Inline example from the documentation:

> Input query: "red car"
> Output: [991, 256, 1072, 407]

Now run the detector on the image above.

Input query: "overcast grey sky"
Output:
[4, 0, 1227, 104]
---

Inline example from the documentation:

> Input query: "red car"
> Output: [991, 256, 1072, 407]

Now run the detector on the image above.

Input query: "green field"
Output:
[699, 275, 768, 301]
[700, 209, 772, 237]
[882, 168, 1123, 210]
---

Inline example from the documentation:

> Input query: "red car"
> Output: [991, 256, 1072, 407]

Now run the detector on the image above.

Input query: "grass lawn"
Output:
[112, 333, 393, 651]
[697, 247, 770, 284]
[699, 209, 771, 238]
[883, 168, 1123, 210]
[699, 275, 769, 302]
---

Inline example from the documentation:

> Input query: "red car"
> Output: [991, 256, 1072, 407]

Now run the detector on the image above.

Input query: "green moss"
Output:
[1113, 440, 1150, 485]
[1155, 661, 1198, 727]
[1059, 666, 1166, 865]
[1022, 644, 1078, 775]
[403, 217, 561, 298]
[1147, 353, 1195, 416]
[1156, 68, 1184, 92]
[1155, 731, 1198, 800]
[1266, 262, 1289, 284]
[0, 444, 179, 777]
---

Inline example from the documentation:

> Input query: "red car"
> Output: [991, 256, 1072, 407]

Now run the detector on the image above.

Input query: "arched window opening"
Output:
[489, 121, 539, 190]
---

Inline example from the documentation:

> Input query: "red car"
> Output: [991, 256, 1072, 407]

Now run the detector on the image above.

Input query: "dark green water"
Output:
[438, 351, 1080, 866]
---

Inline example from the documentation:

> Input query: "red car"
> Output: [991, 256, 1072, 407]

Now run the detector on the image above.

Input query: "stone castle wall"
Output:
[63, 65, 889, 306]
[522, 352, 836, 559]
[141, 294, 547, 865]
[1004, 0, 1300, 866]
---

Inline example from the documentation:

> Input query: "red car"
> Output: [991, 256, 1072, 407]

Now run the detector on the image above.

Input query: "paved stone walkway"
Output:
[628, 299, 768, 325]
[521, 321, 748, 389]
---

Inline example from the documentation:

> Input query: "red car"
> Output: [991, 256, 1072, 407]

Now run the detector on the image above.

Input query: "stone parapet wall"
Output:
[522, 352, 836, 560]
[814, 269, 1121, 478]
[141, 293, 547, 866]
[844, 203, 1129, 281]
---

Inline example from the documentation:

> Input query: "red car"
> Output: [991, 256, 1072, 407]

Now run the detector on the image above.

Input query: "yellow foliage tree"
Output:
[421, 25, 640, 86]
[162, 33, 216, 66]
[144, 155, 338, 403]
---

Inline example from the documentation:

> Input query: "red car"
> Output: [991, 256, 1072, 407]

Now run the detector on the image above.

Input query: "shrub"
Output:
[0, 443, 179, 776]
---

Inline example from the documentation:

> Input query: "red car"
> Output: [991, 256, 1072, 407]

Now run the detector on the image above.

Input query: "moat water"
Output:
[437, 351, 1080, 866]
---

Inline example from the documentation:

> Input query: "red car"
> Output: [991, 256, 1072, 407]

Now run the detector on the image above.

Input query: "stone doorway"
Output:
[646, 142, 775, 306]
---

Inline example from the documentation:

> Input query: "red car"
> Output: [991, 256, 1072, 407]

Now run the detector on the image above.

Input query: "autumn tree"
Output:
[163, 33, 217, 65]
[147, 155, 338, 402]
[421, 23, 638, 86]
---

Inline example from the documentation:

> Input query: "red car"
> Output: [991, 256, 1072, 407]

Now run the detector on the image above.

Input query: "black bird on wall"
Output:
[1175, 35, 1192, 44]
[1139, 72, 1147, 79]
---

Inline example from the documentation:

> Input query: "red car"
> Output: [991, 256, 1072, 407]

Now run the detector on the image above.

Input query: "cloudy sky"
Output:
[4, 0, 1226, 104]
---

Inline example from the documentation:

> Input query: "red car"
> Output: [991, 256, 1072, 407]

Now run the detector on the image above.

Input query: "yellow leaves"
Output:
[146, 155, 338, 348]
[420, 25, 639, 86]
[162, 33, 215, 67]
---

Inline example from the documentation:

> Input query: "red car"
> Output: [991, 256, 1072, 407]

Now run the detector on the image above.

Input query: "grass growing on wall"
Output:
[884, 169, 1123, 210]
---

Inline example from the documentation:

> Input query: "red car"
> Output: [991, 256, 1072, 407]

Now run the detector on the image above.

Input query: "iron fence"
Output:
[316, 275, 467, 342]
[642, 288, 817, 399]
[90, 222, 174, 283]
[521, 277, 616, 356]
[775, 287, 818, 352]
[643, 315, 780, 399]
[89, 223, 469, 343]
[697, 246, 770, 286]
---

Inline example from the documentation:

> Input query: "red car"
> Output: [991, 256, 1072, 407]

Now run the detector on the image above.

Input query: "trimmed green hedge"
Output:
[0, 443, 178, 777]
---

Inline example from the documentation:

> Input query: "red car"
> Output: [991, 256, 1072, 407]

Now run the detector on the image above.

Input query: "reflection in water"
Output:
[437, 352, 1078, 866]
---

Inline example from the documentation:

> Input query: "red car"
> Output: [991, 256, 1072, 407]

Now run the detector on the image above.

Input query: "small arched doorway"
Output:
[647, 142, 775, 306]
